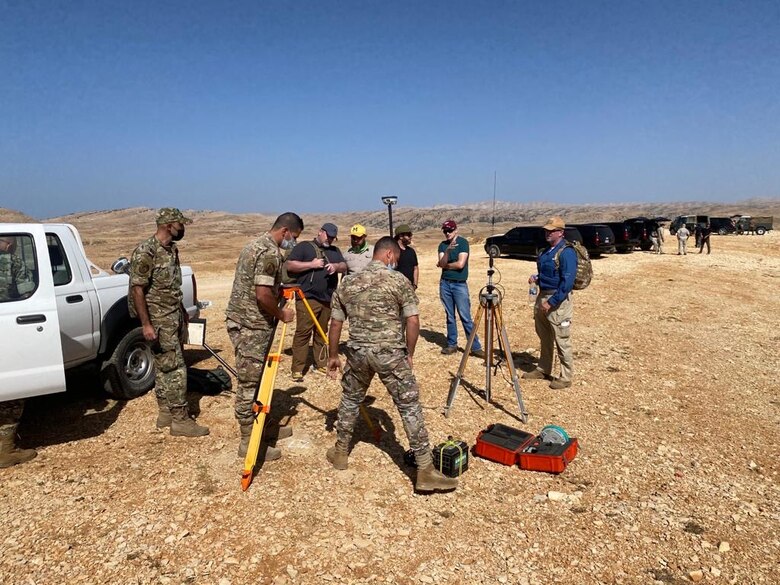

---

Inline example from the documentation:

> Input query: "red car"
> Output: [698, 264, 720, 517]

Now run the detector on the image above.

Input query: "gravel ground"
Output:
[2, 227, 779, 585]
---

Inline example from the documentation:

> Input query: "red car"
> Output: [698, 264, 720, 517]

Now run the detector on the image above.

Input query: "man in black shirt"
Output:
[698, 223, 712, 254]
[286, 223, 348, 381]
[394, 224, 418, 290]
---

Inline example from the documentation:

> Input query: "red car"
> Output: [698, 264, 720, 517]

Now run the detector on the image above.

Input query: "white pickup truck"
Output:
[0, 223, 199, 402]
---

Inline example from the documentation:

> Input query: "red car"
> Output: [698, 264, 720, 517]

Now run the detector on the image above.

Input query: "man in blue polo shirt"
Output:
[437, 220, 485, 358]
[523, 216, 577, 389]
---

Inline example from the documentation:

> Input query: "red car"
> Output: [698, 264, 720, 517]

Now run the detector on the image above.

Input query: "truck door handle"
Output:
[17, 314, 47, 325]
[66, 295, 84, 304]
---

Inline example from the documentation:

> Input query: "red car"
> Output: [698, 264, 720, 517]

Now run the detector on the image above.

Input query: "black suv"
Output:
[568, 224, 616, 257]
[709, 217, 736, 235]
[624, 217, 660, 251]
[485, 226, 583, 259]
[604, 221, 639, 253]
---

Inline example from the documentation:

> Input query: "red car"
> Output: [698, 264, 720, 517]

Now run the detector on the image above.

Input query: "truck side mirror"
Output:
[111, 257, 130, 275]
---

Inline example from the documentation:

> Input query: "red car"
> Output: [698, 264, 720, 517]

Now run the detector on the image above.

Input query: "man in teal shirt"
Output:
[437, 220, 484, 358]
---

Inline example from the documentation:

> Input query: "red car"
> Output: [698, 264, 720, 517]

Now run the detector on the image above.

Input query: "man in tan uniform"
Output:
[129, 208, 208, 437]
[326, 237, 458, 493]
[226, 212, 303, 459]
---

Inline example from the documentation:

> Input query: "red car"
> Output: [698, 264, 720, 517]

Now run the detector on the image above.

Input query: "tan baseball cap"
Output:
[542, 216, 565, 231]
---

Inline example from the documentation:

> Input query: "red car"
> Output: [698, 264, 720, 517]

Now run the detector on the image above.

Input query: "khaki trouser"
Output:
[291, 298, 330, 374]
[678, 238, 687, 255]
[534, 293, 574, 382]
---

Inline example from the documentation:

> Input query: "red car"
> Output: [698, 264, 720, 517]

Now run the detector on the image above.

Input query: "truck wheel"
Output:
[756, 227, 766, 235]
[101, 327, 155, 400]
[717, 228, 727, 236]
[639, 241, 652, 251]
[487, 244, 501, 258]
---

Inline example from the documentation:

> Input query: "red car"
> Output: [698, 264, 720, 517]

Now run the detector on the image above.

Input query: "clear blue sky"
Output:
[2, 0, 779, 217]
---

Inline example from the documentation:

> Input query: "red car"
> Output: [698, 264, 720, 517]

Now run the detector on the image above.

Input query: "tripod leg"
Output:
[484, 302, 493, 404]
[241, 321, 288, 491]
[444, 305, 484, 417]
[495, 306, 528, 423]
[296, 290, 381, 441]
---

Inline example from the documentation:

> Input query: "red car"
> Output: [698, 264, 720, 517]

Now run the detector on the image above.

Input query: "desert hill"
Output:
[44, 197, 780, 235]
[0, 207, 37, 223]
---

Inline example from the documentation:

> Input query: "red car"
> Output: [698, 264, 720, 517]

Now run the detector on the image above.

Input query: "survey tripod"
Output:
[443, 255, 529, 423]
[241, 285, 380, 491]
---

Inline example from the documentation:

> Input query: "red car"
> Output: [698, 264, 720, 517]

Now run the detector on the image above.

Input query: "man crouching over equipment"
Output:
[325, 237, 458, 493]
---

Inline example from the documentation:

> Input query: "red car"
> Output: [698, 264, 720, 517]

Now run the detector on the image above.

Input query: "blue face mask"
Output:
[387, 263, 396, 271]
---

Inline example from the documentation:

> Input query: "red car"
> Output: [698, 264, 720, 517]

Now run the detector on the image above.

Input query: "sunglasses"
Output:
[442, 228, 455, 234]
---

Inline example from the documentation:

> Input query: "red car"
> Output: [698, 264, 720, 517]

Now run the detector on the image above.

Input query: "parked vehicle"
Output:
[623, 217, 655, 251]
[0, 223, 200, 402]
[568, 224, 616, 257]
[709, 217, 737, 235]
[604, 221, 639, 253]
[670, 215, 709, 235]
[735, 216, 773, 235]
[485, 226, 583, 259]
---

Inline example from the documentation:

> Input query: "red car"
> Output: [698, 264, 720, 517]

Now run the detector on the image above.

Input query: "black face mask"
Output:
[171, 226, 185, 241]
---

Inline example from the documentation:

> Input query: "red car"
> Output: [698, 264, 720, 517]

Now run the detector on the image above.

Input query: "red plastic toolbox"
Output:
[474, 423, 534, 466]
[519, 437, 578, 474]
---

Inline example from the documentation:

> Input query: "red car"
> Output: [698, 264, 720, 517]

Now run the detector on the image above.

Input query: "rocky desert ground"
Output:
[1, 207, 779, 585]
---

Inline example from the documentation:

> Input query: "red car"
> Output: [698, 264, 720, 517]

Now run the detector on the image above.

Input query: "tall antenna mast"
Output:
[492, 171, 497, 233]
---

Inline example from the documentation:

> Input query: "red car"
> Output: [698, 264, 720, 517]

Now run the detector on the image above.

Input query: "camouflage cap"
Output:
[156, 207, 192, 225]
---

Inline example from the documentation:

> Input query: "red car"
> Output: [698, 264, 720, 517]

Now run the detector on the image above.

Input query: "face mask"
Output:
[171, 226, 185, 241]
[387, 263, 397, 271]
[281, 235, 296, 250]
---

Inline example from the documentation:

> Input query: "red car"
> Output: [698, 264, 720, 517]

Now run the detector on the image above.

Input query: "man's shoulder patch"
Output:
[263, 259, 277, 276]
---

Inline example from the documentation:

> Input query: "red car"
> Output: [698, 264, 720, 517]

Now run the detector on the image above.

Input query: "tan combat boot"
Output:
[0, 427, 37, 468]
[326, 439, 349, 470]
[169, 404, 209, 437]
[237, 423, 281, 461]
[414, 449, 458, 493]
[156, 397, 172, 429]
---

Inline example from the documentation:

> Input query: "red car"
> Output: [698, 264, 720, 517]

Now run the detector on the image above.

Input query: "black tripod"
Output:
[444, 255, 528, 422]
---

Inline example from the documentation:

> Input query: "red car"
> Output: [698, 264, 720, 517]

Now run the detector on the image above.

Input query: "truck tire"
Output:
[487, 244, 501, 258]
[639, 241, 652, 251]
[101, 327, 155, 400]
[756, 227, 766, 235]
[718, 227, 727, 236]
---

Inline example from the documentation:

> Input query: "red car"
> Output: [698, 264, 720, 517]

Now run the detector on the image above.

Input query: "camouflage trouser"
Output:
[152, 312, 187, 406]
[226, 319, 274, 425]
[0, 399, 24, 438]
[336, 346, 430, 456]
[534, 294, 574, 382]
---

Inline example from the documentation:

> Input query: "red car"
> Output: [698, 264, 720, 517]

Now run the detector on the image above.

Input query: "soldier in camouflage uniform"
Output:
[326, 237, 458, 493]
[129, 208, 208, 437]
[226, 213, 303, 460]
[0, 236, 38, 467]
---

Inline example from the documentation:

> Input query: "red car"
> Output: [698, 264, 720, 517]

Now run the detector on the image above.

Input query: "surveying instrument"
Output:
[241, 285, 380, 491]
[444, 173, 528, 422]
[443, 250, 528, 422]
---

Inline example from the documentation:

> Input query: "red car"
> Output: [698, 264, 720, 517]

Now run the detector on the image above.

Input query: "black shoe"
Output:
[441, 346, 457, 355]
[470, 348, 486, 359]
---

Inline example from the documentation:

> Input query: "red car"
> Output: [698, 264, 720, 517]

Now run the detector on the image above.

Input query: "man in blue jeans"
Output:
[437, 220, 485, 358]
